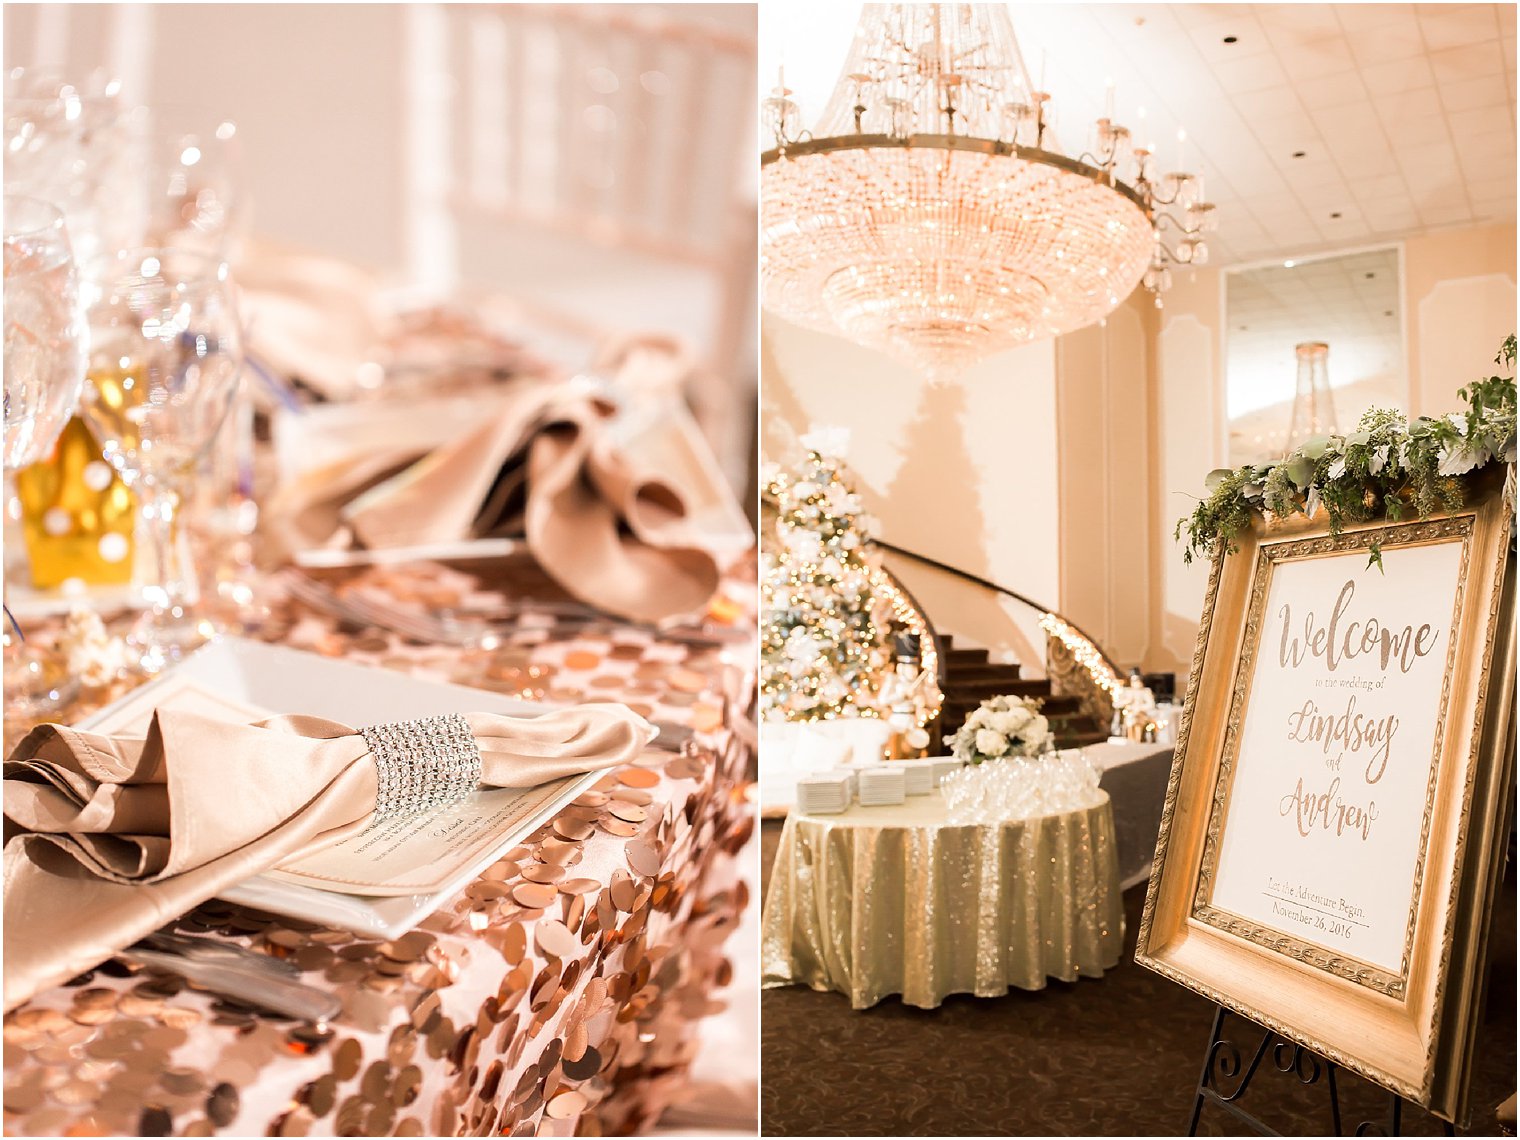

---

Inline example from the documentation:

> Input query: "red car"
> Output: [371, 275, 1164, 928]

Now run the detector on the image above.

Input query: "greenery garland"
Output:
[1178, 335, 1517, 570]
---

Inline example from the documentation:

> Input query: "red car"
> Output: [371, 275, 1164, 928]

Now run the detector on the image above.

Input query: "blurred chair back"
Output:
[407, 4, 758, 490]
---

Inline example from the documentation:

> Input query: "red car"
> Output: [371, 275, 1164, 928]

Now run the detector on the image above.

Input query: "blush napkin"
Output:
[264, 342, 725, 624]
[2, 702, 652, 1011]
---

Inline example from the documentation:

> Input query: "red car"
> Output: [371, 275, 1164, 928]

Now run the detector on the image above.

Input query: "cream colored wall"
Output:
[761, 321, 1061, 673]
[1055, 292, 1159, 673]
[1147, 267, 1226, 676]
[1406, 222, 1518, 416]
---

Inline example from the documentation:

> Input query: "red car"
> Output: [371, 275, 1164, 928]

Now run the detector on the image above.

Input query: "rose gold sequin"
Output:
[534, 920, 577, 960]
[546, 1089, 587, 1119]
[511, 882, 556, 910]
[551, 816, 595, 841]
[521, 863, 565, 884]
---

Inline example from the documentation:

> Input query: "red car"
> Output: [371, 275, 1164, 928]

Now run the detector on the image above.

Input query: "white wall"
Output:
[5, 3, 411, 274]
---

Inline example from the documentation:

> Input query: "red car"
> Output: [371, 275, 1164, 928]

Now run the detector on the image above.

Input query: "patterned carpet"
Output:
[760, 821, 1517, 1137]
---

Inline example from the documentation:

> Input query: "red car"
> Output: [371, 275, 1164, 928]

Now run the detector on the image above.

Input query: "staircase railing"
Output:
[872, 538, 1123, 729]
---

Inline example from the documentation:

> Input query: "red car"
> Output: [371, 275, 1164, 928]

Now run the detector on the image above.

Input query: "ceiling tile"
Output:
[1429, 40, 1507, 83]
[1438, 72, 1512, 111]
[1358, 56, 1437, 96]
[1380, 110, 1447, 143]
[1447, 103, 1514, 137]
[1280, 35, 1358, 80]
[1351, 174, 1411, 200]
[1043, 2, 1520, 266]
[1418, 6, 1500, 51]
[1347, 18, 1427, 66]
[1295, 71, 1368, 108]
[1258, 5, 1345, 38]
[1334, 5, 1421, 33]
[1214, 51, 1291, 93]
[1370, 85, 1443, 120]
[1232, 85, 1301, 121]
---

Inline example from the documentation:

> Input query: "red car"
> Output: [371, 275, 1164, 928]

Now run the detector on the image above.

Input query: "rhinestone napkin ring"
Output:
[359, 714, 482, 822]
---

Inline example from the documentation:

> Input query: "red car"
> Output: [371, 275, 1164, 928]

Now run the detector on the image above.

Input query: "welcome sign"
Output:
[1136, 479, 1515, 1122]
[1196, 536, 1466, 989]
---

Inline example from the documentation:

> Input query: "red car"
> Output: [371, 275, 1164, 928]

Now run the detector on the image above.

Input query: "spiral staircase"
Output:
[877, 543, 1117, 750]
[934, 636, 1108, 749]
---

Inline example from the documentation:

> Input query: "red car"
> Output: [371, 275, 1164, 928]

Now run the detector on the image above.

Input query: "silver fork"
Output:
[281, 569, 486, 646]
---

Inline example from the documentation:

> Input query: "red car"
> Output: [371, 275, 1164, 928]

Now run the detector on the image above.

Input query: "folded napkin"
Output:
[265, 351, 724, 624]
[2, 702, 651, 1010]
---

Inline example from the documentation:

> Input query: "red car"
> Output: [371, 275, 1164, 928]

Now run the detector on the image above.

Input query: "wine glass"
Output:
[3, 196, 88, 717]
[3, 70, 131, 272]
[79, 247, 242, 673]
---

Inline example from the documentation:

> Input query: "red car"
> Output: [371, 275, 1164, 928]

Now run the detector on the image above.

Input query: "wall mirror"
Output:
[1225, 246, 1406, 467]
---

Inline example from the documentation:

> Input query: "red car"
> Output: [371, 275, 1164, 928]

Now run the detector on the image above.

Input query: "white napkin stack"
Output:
[796, 771, 854, 816]
[856, 765, 907, 806]
[930, 758, 964, 786]
[896, 759, 937, 796]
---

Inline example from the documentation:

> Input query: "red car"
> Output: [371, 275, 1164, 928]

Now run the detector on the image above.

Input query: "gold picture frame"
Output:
[1135, 471, 1515, 1124]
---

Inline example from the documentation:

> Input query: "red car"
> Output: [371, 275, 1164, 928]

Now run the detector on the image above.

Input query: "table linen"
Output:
[2, 559, 756, 1136]
[761, 789, 1123, 1010]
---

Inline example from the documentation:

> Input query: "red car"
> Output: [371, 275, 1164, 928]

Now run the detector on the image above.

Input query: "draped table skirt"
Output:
[760, 791, 1124, 1010]
[2, 561, 757, 1137]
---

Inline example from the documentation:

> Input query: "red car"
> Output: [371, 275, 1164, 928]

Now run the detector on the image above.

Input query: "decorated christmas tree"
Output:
[760, 429, 892, 721]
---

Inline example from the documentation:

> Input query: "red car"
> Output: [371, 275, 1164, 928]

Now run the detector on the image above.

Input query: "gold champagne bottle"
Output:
[15, 414, 136, 589]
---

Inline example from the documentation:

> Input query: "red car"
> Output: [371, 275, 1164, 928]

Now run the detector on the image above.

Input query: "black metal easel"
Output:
[1188, 1006, 1458, 1137]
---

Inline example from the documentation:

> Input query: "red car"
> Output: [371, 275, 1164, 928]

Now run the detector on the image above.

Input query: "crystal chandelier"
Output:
[761, 3, 1218, 378]
[1286, 341, 1338, 452]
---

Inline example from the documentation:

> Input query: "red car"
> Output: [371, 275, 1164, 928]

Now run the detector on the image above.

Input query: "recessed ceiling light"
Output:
[1284, 259, 1296, 268]
[1365, 271, 1375, 279]
[1292, 150, 1306, 158]
[1330, 211, 1342, 219]
[1223, 34, 1238, 43]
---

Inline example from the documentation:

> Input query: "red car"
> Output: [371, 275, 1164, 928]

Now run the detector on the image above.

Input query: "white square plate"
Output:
[75, 637, 603, 938]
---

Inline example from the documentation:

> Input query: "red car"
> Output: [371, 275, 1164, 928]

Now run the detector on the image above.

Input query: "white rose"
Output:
[995, 706, 1032, 735]
[1019, 717, 1051, 754]
[974, 729, 1009, 757]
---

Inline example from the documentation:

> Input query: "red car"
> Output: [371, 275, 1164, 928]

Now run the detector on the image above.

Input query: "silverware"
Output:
[119, 946, 342, 1025]
[140, 930, 301, 978]
[282, 567, 740, 649]
[281, 569, 487, 646]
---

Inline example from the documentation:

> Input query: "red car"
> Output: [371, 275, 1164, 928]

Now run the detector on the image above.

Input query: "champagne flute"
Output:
[80, 247, 242, 673]
[3, 196, 88, 717]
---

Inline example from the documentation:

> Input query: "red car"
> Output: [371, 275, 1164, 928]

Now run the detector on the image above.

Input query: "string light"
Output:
[1038, 613, 1120, 695]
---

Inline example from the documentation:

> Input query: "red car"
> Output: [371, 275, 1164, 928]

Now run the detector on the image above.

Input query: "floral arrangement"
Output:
[759, 428, 893, 721]
[1178, 336, 1516, 570]
[947, 694, 1052, 765]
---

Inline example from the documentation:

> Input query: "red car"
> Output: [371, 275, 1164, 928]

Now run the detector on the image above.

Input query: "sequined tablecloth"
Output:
[3, 559, 757, 1137]
[760, 790, 1123, 1010]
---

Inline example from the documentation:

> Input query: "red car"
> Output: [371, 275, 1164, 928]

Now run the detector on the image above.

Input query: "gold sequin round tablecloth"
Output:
[760, 790, 1123, 1010]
